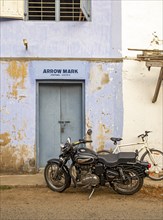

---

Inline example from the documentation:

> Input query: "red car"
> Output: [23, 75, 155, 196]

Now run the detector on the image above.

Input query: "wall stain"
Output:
[0, 144, 36, 173]
[6, 61, 28, 99]
[89, 64, 110, 93]
[97, 123, 105, 151]
[0, 132, 11, 146]
[101, 73, 110, 85]
[96, 123, 110, 151]
[11, 124, 27, 142]
[103, 124, 110, 134]
[86, 116, 92, 130]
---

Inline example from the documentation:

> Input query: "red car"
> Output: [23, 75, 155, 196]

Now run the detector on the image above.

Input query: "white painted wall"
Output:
[121, 0, 163, 150]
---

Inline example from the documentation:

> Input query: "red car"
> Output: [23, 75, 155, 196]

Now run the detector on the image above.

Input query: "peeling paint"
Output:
[0, 144, 36, 173]
[103, 124, 110, 134]
[11, 124, 27, 142]
[7, 61, 27, 81]
[6, 61, 28, 99]
[0, 132, 11, 146]
[89, 64, 110, 92]
[86, 117, 92, 130]
[97, 123, 105, 151]
[101, 73, 110, 85]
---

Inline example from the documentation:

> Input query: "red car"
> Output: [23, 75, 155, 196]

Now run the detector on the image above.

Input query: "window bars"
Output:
[28, 0, 87, 21]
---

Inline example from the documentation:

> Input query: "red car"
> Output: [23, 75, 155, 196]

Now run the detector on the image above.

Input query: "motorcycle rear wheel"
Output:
[44, 163, 71, 192]
[111, 169, 144, 195]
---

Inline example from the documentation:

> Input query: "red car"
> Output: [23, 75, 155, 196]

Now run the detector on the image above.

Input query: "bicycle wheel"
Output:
[141, 149, 163, 181]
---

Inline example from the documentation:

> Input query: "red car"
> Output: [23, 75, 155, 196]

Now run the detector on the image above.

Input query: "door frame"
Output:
[36, 80, 85, 168]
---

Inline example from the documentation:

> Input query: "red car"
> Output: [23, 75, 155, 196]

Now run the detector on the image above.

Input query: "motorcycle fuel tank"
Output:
[74, 147, 98, 165]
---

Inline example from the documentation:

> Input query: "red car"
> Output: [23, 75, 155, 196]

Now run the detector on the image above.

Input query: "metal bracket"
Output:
[58, 121, 70, 133]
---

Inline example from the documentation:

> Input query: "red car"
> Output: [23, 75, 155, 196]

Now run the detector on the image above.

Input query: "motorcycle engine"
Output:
[75, 165, 100, 187]
[81, 172, 100, 187]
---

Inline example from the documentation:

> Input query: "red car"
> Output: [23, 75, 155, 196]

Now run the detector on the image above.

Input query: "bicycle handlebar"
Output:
[137, 131, 152, 141]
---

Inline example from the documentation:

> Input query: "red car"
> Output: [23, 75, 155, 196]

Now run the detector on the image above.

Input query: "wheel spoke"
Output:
[142, 150, 163, 180]
[44, 163, 70, 192]
[112, 170, 141, 194]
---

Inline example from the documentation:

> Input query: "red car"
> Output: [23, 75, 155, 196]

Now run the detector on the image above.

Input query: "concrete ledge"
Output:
[0, 174, 46, 187]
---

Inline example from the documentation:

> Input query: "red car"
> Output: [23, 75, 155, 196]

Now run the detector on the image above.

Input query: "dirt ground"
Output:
[0, 186, 163, 220]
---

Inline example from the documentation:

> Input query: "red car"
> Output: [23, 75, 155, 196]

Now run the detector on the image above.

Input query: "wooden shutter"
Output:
[80, 0, 91, 21]
[0, 0, 24, 19]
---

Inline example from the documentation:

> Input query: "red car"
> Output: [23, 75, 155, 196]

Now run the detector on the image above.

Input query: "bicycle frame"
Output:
[112, 141, 146, 157]
[99, 131, 163, 180]
[112, 137, 157, 165]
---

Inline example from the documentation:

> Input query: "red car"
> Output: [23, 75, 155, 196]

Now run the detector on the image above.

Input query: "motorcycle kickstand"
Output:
[88, 187, 95, 200]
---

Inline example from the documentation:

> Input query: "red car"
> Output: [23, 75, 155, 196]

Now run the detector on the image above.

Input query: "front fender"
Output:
[47, 158, 60, 164]
[46, 158, 70, 176]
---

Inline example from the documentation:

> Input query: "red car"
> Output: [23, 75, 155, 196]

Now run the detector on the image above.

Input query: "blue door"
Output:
[38, 82, 84, 167]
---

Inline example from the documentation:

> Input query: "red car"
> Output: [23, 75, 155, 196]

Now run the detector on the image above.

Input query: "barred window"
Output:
[28, 0, 91, 21]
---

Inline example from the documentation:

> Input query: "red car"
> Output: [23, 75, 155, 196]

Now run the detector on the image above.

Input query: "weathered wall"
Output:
[1, 0, 162, 173]
[0, 61, 36, 172]
[121, 0, 163, 150]
[87, 62, 123, 151]
[0, 0, 123, 172]
[0, 1, 121, 58]
[0, 60, 123, 172]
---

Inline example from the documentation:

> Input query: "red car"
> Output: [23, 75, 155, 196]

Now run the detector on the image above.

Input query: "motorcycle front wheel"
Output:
[44, 163, 71, 192]
[111, 169, 144, 195]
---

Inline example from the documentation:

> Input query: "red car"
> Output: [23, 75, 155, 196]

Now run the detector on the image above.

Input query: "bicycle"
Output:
[97, 131, 163, 181]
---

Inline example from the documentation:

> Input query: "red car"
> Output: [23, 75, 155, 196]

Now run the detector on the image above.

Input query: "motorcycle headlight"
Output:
[59, 156, 65, 162]
[60, 143, 71, 153]
[60, 144, 65, 152]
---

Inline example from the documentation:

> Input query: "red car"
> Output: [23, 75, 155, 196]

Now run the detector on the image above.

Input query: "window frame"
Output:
[26, 0, 91, 21]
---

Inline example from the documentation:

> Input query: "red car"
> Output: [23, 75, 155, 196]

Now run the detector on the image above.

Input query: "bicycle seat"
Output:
[110, 137, 122, 142]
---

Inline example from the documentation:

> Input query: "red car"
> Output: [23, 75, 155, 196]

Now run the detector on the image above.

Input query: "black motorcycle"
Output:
[44, 130, 150, 198]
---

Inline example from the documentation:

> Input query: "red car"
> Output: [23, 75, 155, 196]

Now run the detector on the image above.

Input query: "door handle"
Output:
[58, 121, 70, 133]
[58, 121, 70, 124]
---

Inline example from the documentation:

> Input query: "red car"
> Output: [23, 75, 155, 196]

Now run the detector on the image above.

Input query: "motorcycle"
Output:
[44, 130, 150, 199]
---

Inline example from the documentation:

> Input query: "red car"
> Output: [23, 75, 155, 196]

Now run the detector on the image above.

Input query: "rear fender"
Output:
[133, 161, 149, 177]
[120, 162, 148, 177]
[139, 161, 149, 167]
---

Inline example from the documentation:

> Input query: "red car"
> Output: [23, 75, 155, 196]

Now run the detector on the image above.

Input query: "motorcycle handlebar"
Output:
[79, 139, 92, 143]
[72, 139, 92, 146]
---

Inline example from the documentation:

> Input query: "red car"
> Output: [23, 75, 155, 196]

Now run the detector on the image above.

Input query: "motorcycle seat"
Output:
[98, 152, 136, 167]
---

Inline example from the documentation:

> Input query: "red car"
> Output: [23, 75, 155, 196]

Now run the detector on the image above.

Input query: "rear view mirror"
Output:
[67, 137, 71, 143]
[87, 129, 92, 136]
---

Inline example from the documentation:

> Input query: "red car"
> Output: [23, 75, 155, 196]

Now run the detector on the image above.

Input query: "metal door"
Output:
[38, 82, 84, 167]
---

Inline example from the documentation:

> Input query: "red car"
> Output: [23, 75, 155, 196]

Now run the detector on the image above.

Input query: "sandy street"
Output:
[1, 186, 163, 220]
